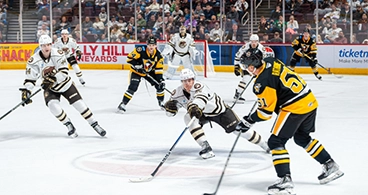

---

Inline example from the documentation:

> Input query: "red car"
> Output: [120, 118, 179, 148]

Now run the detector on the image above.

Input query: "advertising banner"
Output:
[0, 44, 38, 69]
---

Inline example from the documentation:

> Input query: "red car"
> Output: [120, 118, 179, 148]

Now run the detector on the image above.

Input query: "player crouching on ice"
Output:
[20, 35, 106, 138]
[235, 50, 343, 195]
[163, 69, 269, 159]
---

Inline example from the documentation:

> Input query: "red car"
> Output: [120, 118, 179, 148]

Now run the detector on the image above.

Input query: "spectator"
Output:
[146, 14, 156, 30]
[95, 0, 106, 10]
[197, 13, 207, 28]
[258, 15, 271, 35]
[207, 15, 218, 31]
[203, 4, 215, 21]
[224, 23, 242, 43]
[333, 31, 347, 44]
[353, 5, 364, 21]
[0, 32, 3, 43]
[37, 24, 50, 41]
[181, 0, 190, 9]
[324, 4, 340, 22]
[161, 0, 171, 13]
[270, 5, 282, 23]
[324, 23, 342, 43]
[361, 0, 368, 12]
[269, 32, 282, 43]
[55, 16, 71, 35]
[260, 33, 270, 44]
[183, 7, 190, 20]
[116, 0, 125, 11]
[305, 23, 316, 37]
[272, 15, 285, 33]
[37, 15, 50, 30]
[357, 13, 368, 32]
[92, 17, 105, 35]
[184, 15, 198, 30]
[351, 0, 361, 10]
[209, 22, 223, 42]
[82, 16, 93, 35]
[99, 7, 108, 24]
[363, 39, 368, 44]
[195, 25, 206, 40]
[74, 31, 88, 42]
[287, 0, 300, 15]
[147, 0, 160, 12]
[286, 15, 299, 34]
[117, 17, 127, 31]
[350, 33, 360, 44]
[227, 4, 239, 24]
[316, 34, 324, 43]
[52, 34, 58, 43]
[107, 15, 119, 29]
[153, 16, 164, 30]
[82, 0, 95, 7]
[321, 16, 333, 34]
[221, 15, 233, 33]
[111, 24, 124, 40]
[172, 5, 183, 19]
[234, 0, 248, 22]
[35, 0, 49, 20]
[193, 3, 204, 16]
[144, 7, 153, 21]
[136, 13, 146, 32]
[339, 3, 351, 24]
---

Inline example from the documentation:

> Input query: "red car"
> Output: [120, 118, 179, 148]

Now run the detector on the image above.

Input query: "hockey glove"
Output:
[296, 48, 304, 57]
[164, 100, 179, 117]
[187, 104, 202, 119]
[133, 64, 146, 75]
[158, 81, 165, 91]
[76, 50, 82, 60]
[41, 75, 56, 90]
[234, 64, 243, 77]
[20, 88, 32, 106]
[235, 115, 255, 132]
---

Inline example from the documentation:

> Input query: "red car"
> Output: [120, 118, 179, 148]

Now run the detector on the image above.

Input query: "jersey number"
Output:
[280, 69, 306, 93]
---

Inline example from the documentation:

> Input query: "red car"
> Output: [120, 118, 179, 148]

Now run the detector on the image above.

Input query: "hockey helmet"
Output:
[180, 69, 195, 80]
[249, 34, 259, 41]
[147, 36, 157, 45]
[38, 35, 53, 46]
[61, 29, 69, 34]
[243, 49, 263, 69]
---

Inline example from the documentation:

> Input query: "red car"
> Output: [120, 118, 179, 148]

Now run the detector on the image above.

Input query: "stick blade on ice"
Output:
[129, 176, 153, 183]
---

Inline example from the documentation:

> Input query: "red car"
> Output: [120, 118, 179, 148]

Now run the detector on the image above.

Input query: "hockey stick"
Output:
[304, 54, 343, 79]
[203, 101, 258, 195]
[0, 88, 42, 121]
[145, 74, 173, 95]
[129, 117, 197, 183]
[230, 76, 255, 108]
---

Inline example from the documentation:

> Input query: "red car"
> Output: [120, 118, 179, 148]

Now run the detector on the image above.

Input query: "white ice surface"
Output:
[0, 70, 367, 195]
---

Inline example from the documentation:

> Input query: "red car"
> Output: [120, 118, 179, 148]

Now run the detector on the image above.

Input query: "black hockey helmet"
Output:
[243, 49, 263, 69]
[147, 36, 157, 45]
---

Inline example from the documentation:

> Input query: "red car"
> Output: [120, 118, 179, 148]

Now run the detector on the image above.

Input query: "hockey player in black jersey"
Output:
[117, 36, 165, 113]
[290, 28, 322, 80]
[236, 50, 343, 195]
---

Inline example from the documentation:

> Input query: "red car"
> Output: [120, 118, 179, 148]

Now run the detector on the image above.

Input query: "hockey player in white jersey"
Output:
[54, 29, 85, 85]
[233, 34, 265, 103]
[161, 25, 199, 79]
[163, 69, 269, 159]
[20, 35, 106, 138]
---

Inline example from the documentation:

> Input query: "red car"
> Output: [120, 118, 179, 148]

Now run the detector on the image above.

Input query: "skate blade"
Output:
[68, 132, 78, 138]
[200, 152, 215, 159]
[129, 176, 154, 183]
[268, 188, 295, 195]
[319, 170, 344, 184]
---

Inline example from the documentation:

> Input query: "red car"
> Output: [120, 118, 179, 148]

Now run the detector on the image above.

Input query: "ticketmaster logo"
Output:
[338, 49, 368, 58]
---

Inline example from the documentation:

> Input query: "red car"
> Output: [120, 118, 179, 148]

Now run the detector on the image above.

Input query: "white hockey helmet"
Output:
[38, 34, 52, 46]
[61, 29, 69, 34]
[180, 69, 195, 80]
[249, 34, 259, 41]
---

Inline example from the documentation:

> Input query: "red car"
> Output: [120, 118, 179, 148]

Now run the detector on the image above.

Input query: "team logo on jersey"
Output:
[57, 50, 64, 54]
[62, 48, 70, 53]
[143, 60, 154, 72]
[179, 39, 187, 48]
[28, 57, 34, 63]
[301, 44, 309, 52]
[194, 83, 201, 89]
[254, 83, 261, 93]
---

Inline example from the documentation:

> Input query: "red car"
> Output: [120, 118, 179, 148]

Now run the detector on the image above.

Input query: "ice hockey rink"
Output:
[0, 69, 367, 195]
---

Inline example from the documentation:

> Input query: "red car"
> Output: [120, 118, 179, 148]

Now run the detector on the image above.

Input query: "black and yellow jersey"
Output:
[291, 35, 317, 57]
[127, 45, 164, 77]
[250, 57, 318, 122]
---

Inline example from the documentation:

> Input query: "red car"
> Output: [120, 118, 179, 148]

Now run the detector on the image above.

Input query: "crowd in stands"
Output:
[258, 0, 368, 44]
[0, 0, 9, 43]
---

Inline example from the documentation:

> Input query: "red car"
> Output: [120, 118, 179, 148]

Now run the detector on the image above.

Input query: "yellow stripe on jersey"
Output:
[311, 145, 325, 158]
[272, 111, 290, 136]
[273, 159, 290, 165]
[255, 86, 277, 120]
[271, 149, 288, 155]
[306, 139, 318, 152]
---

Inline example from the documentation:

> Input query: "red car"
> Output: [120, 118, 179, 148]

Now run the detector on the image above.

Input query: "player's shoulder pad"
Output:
[51, 48, 65, 56]
[135, 46, 145, 53]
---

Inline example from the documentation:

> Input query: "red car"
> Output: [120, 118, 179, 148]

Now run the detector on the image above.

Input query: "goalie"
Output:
[161, 25, 199, 79]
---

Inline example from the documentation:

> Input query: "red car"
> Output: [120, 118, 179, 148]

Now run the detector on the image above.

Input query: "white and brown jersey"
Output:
[24, 48, 72, 93]
[54, 37, 81, 58]
[170, 81, 227, 117]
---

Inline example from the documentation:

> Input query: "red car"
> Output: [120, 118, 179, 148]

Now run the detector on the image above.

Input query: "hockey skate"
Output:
[199, 141, 215, 159]
[267, 174, 295, 195]
[65, 122, 78, 138]
[233, 90, 245, 103]
[117, 102, 126, 113]
[318, 159, 344, 184]
[158, 100, 165, 111]
[91, 122, 106, 137]
[314, 72, 322, 80]
[79, 77, 86, 85]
